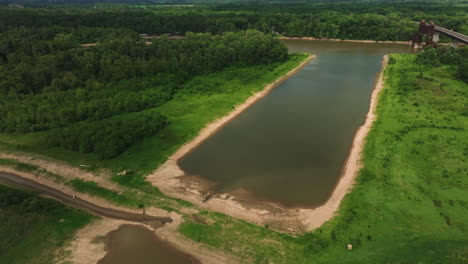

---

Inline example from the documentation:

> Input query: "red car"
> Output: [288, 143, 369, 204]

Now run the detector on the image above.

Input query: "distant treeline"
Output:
[0, 2, 466, 40]
[0, 27, 287, 158]
[0, 2, 466, 160]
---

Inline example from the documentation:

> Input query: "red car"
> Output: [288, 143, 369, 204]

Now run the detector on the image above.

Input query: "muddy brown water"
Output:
[179, 40, 414, 207]
[98, 225, 199, 264]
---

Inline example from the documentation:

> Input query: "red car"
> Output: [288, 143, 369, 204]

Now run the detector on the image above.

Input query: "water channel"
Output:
[179, 40, 413, 207]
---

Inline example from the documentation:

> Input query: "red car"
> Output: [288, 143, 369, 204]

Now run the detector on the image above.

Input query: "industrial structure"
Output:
[413, 20, 468, 49]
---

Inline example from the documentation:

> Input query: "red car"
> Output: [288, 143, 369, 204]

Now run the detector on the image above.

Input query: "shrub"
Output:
[416, 47, 440, 67]
[438, 48, 460, 65]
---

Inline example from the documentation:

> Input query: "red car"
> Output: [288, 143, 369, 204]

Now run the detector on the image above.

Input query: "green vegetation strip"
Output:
[178, 53, 468, 263]
[0, 184, 94, 264]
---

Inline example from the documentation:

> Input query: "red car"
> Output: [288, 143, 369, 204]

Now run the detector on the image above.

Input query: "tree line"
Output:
[0, 26, 287, 158]
[0, 2, 466, 41]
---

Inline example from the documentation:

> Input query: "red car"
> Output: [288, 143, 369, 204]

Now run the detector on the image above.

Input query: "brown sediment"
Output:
[97, 224, 201, 264]
[278, 36, 412, 45]
[147, 55, 390, 234]
[64, 216, 240, 264]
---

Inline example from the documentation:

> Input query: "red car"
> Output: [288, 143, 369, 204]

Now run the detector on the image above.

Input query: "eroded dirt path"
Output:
[0, 169, 240, 264]
[0, 171, 172, 225]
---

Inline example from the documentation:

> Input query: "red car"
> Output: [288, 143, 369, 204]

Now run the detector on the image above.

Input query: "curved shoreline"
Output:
[147, 54, 389, 233]
[160, 54, 315, 162]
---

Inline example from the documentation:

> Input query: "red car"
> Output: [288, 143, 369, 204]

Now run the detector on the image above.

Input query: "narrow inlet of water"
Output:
[98, 225, 198, 264]
[179, 40, 413, 207]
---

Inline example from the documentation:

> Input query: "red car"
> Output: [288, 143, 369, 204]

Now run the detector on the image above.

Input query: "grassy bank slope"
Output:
[0, 184, 94, 264]
[311, 54, 467, 262]
[179, 53, 467, 263]
[0, 53, 309, 186]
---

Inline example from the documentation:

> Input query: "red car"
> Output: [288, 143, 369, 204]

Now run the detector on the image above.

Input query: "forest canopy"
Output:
[0, 1, 466, 159]
[0, 2, 466, 40]
[0, 27, 287, 158]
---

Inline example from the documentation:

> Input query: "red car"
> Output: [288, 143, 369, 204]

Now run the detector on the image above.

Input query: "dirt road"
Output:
[0, 171, 172, 225]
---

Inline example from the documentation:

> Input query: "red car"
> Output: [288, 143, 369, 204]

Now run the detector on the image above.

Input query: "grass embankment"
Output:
[0, 53, 309, 187]
[178, 54, 468, 263]
[0, 184, 94, 264]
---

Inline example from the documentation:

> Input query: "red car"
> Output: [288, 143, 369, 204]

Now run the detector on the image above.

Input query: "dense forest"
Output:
[1, 2, 467, 41]
[0, 1, 466, 159]
[0, 26, 287, 158]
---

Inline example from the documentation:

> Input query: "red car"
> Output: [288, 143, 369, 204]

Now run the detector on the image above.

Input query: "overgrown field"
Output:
[178, 52, 467, 263]
[0, 184, 94, 264]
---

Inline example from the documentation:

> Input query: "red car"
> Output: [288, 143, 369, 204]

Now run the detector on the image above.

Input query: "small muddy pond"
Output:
[179, 40, 413, 207]
[98, 225, 198, 264]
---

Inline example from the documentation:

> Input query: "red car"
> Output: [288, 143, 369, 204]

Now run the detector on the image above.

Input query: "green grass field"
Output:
[0, 185, 94, 264]
[178, 53, 468, 263]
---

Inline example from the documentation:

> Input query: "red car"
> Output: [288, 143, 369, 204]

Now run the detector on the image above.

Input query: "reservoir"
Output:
[179, 40, 413, 207]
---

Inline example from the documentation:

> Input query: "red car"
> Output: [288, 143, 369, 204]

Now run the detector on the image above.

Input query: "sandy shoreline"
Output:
[63, 214, 240, 264]
[147, 54, 390, 233]
[278, 36, 411, 45]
